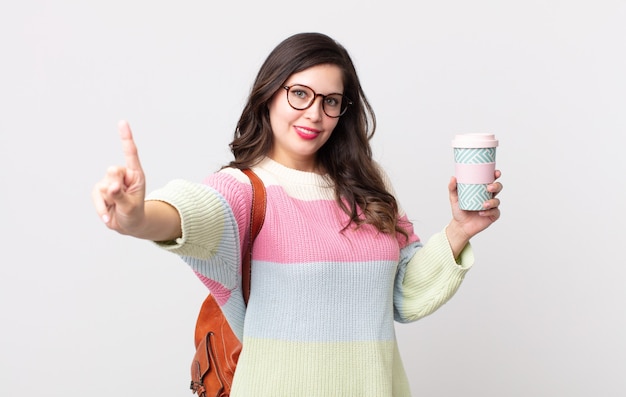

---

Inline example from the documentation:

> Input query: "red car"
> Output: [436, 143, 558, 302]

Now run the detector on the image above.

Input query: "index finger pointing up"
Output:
[118, 120, 142, 171]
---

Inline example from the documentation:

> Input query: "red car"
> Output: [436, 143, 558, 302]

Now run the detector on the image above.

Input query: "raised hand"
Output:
[92, 120, 147, 235]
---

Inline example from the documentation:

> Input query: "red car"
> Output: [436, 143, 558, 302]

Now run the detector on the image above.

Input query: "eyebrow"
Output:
[287, 83, 345, 95]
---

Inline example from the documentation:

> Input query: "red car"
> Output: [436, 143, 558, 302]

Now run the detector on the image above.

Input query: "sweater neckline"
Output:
[256, 157, 333, 187]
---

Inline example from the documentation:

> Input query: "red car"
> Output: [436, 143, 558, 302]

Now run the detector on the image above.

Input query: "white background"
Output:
[1, 1, 625, 396]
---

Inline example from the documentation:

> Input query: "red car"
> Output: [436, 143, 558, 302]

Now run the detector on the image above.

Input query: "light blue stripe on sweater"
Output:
[393, 241, 423, 323]
[244, 260, 399, 342]
[180, 187, 246, 340]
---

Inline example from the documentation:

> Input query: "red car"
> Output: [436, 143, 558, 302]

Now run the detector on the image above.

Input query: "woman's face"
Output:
[267, 64, 343, 173]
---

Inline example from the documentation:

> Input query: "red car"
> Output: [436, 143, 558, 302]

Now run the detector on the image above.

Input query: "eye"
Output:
[325, 95, 341, 107]
[289, 85, 313, 101]
[292, 89, 307, 99]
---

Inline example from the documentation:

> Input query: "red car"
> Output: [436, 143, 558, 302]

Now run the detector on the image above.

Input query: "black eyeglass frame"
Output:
[282, 84, 353, 118]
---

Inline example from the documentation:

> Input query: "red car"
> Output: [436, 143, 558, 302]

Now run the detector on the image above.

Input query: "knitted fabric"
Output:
[147, 157, 473, 397]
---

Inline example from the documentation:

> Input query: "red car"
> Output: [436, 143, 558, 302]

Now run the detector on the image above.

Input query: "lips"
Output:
[294, 125, 320, 140]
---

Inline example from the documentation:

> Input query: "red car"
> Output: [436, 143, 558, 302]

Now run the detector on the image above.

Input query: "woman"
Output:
[93, 32, 502, 396]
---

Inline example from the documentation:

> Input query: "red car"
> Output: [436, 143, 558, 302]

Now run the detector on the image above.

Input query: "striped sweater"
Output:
[147, 157, 473, 396]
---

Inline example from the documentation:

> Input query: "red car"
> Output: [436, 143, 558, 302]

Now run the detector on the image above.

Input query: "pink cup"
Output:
[452, 133, 499, 211]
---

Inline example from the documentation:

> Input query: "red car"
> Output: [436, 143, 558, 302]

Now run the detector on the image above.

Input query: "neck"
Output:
[267, 154, 323, 174]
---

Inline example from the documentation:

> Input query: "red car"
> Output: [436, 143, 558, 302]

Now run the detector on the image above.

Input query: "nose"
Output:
[304, 95, 324, 120]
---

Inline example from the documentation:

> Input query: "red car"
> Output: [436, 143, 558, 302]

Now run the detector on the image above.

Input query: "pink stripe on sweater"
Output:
[194, 271, 231, 305]
[252, 192, 419, 264]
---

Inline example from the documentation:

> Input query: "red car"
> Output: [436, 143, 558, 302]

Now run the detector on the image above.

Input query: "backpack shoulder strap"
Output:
[193, 168, 266, 347]
[241, 168, 266, 305]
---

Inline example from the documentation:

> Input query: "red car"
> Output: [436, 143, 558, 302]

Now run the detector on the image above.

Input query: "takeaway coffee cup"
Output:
[452, 133, 499, 211]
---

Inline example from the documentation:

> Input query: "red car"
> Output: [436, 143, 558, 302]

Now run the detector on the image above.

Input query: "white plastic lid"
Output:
[452, 133, 499, 148]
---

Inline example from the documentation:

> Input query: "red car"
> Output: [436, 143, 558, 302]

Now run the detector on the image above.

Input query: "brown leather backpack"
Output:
[190, 169, 266, 397]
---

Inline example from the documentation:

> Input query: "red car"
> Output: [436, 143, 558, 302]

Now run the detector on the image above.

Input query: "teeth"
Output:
[296, 127, 317, 135]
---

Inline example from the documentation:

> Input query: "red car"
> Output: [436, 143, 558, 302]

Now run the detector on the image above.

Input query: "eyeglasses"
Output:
[283, 84, 352, 118]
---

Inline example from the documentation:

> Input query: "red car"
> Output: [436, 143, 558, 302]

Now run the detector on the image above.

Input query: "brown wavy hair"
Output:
[228, 32, 408, 238]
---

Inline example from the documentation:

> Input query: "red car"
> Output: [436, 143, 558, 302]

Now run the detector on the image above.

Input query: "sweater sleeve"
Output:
[393, 228, 474, 323]
[145, 173, 253, 293]
[144, 174, 254, 340]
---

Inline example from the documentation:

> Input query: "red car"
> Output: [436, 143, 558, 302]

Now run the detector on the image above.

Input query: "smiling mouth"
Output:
[295, 126, 319, 135]
[294, 126, 321, 140]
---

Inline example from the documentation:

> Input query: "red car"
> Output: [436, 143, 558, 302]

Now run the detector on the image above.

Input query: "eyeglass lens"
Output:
[285, 85, 349, 117]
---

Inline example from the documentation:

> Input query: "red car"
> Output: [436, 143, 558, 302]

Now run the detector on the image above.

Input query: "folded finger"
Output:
[484, 197, 501, 210]
[92, 182, 113, 223]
